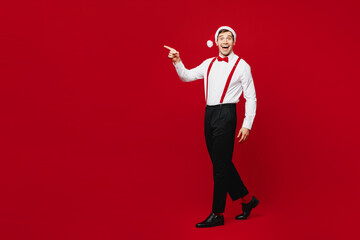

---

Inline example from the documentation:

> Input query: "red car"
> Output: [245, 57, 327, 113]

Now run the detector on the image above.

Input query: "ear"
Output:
[216, 41, 219, 46]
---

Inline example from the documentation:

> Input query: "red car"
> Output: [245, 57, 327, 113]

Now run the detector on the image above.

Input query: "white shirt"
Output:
[173, 52, 257, 130]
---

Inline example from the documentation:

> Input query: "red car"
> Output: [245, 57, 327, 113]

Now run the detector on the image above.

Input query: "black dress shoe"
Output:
[196, 212, 224, 228]
[235, 196, 260, 220]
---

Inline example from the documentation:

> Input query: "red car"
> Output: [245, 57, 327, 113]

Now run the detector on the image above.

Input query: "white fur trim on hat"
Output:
[215, 26, 236, 43]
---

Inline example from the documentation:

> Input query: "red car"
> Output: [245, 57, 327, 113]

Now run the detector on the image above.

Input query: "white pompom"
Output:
[207, 40, 213, 48]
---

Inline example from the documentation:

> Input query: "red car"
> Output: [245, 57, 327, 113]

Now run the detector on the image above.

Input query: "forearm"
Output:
[242, 71, 257, 130]
[242, 98, 257, 130]
[173, 60, 201, 82]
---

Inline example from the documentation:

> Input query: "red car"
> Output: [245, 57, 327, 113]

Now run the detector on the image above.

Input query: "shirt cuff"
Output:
[173, 60, 184, 69]
[242, 118, 253, 130]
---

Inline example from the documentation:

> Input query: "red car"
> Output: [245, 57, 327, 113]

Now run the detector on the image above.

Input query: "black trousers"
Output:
[204, 103, 249, 213]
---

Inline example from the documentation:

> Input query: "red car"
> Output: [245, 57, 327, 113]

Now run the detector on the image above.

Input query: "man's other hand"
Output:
[237, 127, 250, 143]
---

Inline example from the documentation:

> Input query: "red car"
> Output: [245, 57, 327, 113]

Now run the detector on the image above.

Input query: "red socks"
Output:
[241, 194, 252, 204]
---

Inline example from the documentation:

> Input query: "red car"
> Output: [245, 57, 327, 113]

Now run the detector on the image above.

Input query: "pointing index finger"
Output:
[164, 45, 174, 51]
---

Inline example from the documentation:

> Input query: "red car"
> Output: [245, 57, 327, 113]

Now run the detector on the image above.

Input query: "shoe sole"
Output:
[196, 222, 224, 228]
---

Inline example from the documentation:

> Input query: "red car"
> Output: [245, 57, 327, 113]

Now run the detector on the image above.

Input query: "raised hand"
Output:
[164, 45, 181, 64]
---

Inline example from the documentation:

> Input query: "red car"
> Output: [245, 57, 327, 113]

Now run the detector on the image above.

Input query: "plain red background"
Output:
[0, 0, 359, 239]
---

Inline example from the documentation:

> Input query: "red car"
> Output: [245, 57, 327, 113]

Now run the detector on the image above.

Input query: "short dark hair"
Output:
[217, 29, 234, 40]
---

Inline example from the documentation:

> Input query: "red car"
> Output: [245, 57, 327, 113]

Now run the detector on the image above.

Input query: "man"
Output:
[164, 26, 259, 228]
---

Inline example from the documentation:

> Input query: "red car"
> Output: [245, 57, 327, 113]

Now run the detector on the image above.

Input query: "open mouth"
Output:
[222, 46, 229, 51]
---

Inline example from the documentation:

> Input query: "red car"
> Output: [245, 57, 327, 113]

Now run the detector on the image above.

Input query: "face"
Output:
[216, 31, 235, 57]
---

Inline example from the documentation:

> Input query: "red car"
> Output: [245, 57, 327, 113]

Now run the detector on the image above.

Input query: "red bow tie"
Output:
[217, 56, 229, 63]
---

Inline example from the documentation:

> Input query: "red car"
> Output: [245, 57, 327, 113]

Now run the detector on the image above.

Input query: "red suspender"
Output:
[220, 57, 241, 103]
[205, 57, 217, 103]
[206, 56, 241, 104]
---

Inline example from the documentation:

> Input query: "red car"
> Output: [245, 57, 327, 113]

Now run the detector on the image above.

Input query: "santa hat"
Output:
[207, 26, 237, 48]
